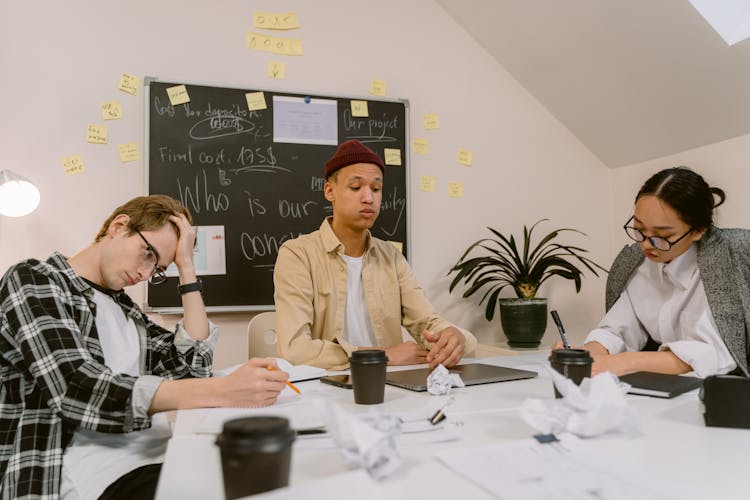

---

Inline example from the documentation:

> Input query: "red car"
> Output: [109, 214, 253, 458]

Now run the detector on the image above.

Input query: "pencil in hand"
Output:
[268, 365, 301, 395]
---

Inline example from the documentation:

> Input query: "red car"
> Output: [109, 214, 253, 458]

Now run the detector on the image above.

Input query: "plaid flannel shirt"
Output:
[0, 253, 215, 499]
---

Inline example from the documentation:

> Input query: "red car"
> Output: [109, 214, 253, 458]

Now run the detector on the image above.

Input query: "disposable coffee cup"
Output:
[215, 416, 296, 499]
[549, 348, 593, 398]
[349, 349, 388, 404]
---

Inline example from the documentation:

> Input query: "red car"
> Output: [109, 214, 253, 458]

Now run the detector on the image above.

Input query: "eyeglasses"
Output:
[133, 229, 168, 284]
[623, 216, 693, 251]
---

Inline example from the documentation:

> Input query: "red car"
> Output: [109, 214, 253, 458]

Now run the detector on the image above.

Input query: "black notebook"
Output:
[619, 372, 703, 398]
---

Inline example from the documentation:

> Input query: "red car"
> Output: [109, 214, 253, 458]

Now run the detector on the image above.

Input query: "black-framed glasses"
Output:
[623, 216, 693, 251]
[133, 229, 168, 284]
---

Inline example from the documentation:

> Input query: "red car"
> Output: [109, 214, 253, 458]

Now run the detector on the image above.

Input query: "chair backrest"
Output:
[247, 311, 279, 359]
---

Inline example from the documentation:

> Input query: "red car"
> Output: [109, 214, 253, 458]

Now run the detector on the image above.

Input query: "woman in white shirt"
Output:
[561, 167, 750, 378]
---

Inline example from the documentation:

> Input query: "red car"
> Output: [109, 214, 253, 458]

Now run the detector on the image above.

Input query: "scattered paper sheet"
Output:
[420, 176, 436, 192]
[439, 434, 678, 500]
[118, 73, 140, 95]
[166, 85, 190, 106]
[245, 91, 267, 111]
[413, 138, 429, 154]
[246, 32, 303, 55]
[86, 124, 107, 144]
[369, 79, 387, 96]
[62, 155, 85, 176]
[448, 182, 464, 198]
[253, 12, 300, 30]
[384, 148, 401, 165]
[273, 96, 338, 145]
[457, 148, 473, 166]
[351, 100, 369, 117]
[118, 143, 140, 163]
[423, 113, 440, 129]
[101, 101, 122, 120]
[267, 60, 286, 79]
[388, 241, 403, 252]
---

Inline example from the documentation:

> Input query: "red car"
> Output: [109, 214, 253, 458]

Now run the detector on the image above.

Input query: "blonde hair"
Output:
[95, 195, 192, 242]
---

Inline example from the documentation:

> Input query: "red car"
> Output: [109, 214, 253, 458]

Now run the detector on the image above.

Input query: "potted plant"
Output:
[448, 219, 607, 347]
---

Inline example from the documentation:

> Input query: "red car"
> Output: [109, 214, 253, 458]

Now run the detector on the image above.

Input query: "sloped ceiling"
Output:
[436, 0, 750, 167]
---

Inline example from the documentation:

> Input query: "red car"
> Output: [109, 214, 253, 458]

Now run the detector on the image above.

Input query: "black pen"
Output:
[550, 310, 571, 349]
[296, 427, 327, 436]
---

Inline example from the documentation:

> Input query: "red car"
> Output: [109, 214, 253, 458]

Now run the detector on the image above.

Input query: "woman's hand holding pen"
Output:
[219, 358, 289, 408]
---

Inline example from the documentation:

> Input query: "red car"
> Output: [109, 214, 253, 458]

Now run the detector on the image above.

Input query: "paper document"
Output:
[439, 434, 678, 500]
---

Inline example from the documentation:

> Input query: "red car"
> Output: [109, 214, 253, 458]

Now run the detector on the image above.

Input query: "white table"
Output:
[155, 354, 750, 499]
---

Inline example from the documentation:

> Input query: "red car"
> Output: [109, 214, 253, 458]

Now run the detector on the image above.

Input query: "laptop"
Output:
[385, 363, 537, 392]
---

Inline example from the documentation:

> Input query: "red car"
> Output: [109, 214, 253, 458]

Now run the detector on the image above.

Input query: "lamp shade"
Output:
[0, 169, 41, 217]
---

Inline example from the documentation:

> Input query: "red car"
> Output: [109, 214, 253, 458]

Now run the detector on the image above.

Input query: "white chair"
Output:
[247, 311, 279, 358]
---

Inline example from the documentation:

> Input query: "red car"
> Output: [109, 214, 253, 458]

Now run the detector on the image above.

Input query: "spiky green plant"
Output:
[448, 220, 607, 321]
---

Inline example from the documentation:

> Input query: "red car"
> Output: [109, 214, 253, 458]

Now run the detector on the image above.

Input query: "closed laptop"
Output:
[385, 363, 537, 392]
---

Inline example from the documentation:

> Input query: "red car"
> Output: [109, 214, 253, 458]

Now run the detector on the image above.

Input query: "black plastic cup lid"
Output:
[215, 416, 296, 453]
[549, 348, 593, 364]
[350, 349, 388, 364]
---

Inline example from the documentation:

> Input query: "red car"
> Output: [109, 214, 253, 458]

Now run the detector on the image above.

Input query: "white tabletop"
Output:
[155, 354, 749, 499]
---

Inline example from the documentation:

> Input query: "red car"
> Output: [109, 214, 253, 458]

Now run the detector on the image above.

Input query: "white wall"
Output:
[0, 0, 614, 368]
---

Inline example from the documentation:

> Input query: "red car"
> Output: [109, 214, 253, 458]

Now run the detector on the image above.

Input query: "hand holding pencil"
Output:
[268, 364, 301, 395]
[221, 358, 292, 407]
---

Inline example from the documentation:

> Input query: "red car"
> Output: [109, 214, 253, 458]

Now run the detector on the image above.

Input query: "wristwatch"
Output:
[178, 279, 203, 295]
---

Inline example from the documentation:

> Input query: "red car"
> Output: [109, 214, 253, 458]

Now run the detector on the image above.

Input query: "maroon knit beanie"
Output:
[324, 140, 385, 178]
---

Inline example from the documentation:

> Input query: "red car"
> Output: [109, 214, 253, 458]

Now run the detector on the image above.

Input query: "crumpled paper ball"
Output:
[427, 364, 466, 395]
[519, 367, 639, 438]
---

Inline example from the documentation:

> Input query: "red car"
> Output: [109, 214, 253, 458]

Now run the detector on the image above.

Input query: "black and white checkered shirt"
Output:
[0, 253, 214, 499]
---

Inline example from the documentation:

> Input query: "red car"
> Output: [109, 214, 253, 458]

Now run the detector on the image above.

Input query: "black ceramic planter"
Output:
[499, 298, 547, 347]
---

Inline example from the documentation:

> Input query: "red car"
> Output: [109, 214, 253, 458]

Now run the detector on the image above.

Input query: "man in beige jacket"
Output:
[273, 140, 476, 370]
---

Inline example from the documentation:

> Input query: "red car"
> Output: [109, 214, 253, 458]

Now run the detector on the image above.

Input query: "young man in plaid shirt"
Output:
[0, 195, 288, 499]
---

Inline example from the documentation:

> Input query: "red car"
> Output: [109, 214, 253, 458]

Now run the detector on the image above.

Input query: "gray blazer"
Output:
[605, 227, 750, 376]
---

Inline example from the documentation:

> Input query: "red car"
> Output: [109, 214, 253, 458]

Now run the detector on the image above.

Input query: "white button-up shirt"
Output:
[586, 244, 736, 377]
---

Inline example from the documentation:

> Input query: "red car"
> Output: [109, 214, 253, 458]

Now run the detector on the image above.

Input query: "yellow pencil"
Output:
[268, 365, 301, 395]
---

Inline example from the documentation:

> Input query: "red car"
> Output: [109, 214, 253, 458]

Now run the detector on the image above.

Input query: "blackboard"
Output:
[145, 79, 409, 311]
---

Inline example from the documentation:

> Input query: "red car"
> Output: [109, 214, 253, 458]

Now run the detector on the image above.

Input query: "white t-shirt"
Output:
[342, 254, 377, 347]
[585, 245, 736, 377]
[60, 287, 171, 500]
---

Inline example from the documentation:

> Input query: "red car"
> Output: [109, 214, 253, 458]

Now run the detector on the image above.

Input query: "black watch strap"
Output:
[178, 279, 203, 295]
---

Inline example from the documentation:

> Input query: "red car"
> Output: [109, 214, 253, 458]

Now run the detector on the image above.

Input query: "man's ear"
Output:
[107, 214, 131, 237]
[324, 181, 335, 203]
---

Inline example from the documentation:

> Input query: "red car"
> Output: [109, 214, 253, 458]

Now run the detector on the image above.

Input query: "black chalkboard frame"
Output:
[143, 77, 411, 313]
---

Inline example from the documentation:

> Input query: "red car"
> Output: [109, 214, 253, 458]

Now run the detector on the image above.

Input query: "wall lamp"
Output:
[0, 169, 41, 217]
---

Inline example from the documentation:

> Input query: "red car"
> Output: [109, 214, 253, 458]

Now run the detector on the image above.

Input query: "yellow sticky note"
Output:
[370, 79, 387, 97]
[351, 100, 369, 117]
[420, 176, 436, 192]
[166, 85, 190, 106]
[448, 182, 464, 198]
[118, 143, 140, 163]
[413, 138, 429, 154]
[388, 241, 403, 252]
[246, 32, 304, 55]
[245, 91, 267, 111]
[62, 155, 85, 176]
[384, 148, 402, 166]
[101, 101, 123, 120]
[253, 12, 300, 30]
[86, 124, 108, 144]
[118, 73, 140, 95]
[457, 149, 473, 166]
[423, 113, 440, 130]
[267, 60, 286, 79]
